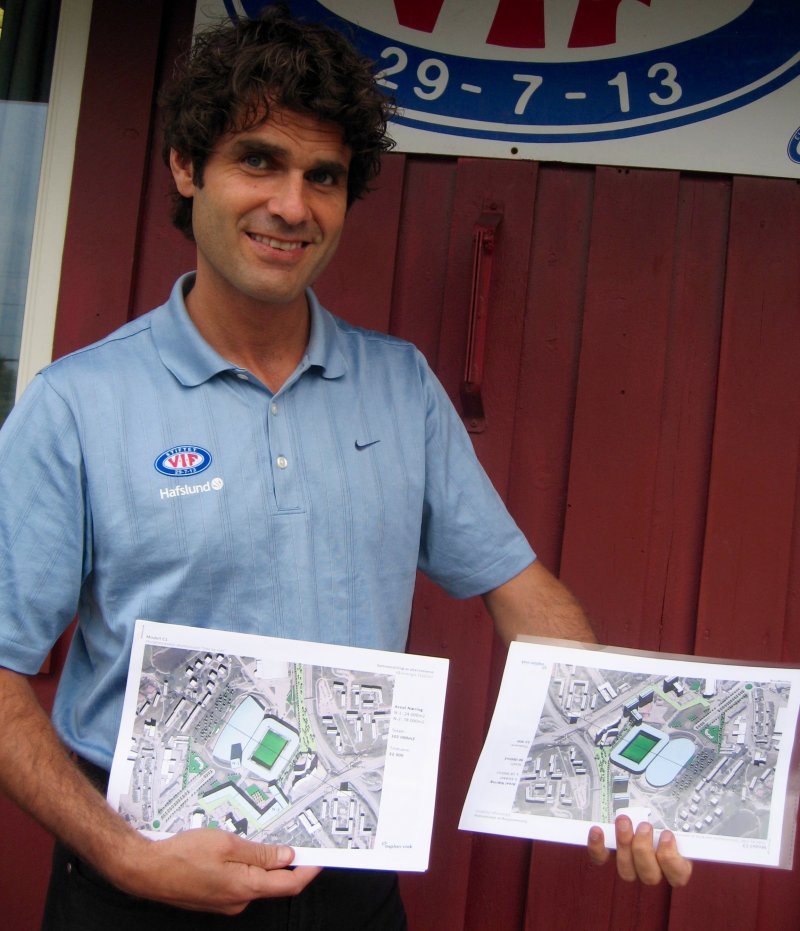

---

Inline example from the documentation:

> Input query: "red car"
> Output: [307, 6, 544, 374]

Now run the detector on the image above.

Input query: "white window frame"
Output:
[15, 0, 93, 398]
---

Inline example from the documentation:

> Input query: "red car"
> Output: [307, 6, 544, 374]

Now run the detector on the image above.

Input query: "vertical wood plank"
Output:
[391, 156, 459, 928]
[756, 827, 800, 931]
[513, 164, 604, 928]
[501, 161, 596, 930]
[53, 0, 165, 357]
[129, 0, 199, 317]
[314, 154, 406, 331]
[638, 173, 729, 656]
[696, 176, 800, 663]
[674, 175, 800, 931]
[388, 155, 457, 360]
[402, 156, 541, 931]
[456, 157, 544, 931]
[507, 162, 594, 572]
[561, 165, 681, 651]
[526, 164, 682, 930]
[402, 581, 505, 930]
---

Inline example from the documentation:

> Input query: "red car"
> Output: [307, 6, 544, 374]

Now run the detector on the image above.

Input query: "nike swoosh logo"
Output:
[355, 439, 381, 450]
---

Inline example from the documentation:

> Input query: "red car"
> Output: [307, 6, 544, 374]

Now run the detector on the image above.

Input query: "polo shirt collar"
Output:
[152, 273, 347, 386]
[305, 288, 347, 380]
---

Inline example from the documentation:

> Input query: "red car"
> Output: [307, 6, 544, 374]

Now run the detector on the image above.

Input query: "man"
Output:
[0, 7, 690, 929]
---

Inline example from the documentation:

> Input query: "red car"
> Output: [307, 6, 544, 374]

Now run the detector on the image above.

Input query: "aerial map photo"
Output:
[116, 643, 395, 852]
[513, 663, 790, 842]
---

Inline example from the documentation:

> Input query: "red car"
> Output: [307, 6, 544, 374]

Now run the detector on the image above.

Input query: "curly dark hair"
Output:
[159, 4, 395, 238]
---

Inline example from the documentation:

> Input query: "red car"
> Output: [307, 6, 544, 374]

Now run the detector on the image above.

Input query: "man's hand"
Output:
[587, 815, 692, 888]
[113, 829, 321, 914]
[0, 668, 320, 915]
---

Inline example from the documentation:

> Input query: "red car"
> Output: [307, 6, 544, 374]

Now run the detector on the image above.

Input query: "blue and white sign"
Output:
[196, 1, 800, 178]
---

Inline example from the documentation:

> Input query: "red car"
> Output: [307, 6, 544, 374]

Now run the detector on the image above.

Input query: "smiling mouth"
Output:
[248, 233, 306, 251]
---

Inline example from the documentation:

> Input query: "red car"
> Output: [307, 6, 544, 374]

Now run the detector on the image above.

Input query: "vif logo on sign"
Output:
[155, 445, 213, 476]
[224, 1, 800, 144]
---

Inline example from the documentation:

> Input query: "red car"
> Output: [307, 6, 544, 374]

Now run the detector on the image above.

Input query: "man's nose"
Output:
[267, 173, 311, 226]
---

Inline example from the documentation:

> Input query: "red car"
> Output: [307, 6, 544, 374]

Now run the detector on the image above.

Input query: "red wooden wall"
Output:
[2, 2, 800, 927]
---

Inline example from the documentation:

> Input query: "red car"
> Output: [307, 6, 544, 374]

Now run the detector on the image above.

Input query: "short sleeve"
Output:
[0, 374, 90, 672]
[416, 357, 535, 597]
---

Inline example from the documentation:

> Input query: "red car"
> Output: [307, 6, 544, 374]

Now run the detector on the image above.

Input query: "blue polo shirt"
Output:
[0, 275, 534, 768]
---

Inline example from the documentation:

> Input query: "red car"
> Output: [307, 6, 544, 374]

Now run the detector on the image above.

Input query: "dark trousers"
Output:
[41, 759, 407, 930]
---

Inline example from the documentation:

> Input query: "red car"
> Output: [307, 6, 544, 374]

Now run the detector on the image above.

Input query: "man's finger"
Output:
[228, 837, 296, 871]
[246, 864, 323, 899]
[613, 815, 638, 882]
[628, 822, 664, 885]
[587, 825, 611, 866]
[221, 838, 322, 897]
[588, 816, 693, 888]
[656, 831, 693, 888]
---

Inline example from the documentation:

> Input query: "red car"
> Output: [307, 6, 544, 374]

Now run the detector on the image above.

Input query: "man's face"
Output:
[170, 107, 351, 315]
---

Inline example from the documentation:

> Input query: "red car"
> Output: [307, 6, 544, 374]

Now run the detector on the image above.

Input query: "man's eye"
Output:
[242, 154, 267, 169]
[308, 169, 335, 186]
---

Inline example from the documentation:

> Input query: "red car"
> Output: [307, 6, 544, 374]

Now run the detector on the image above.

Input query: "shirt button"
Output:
[276, 455, 288, 469]
[271, 403, 279, 415]
[236, 372, 248, 381]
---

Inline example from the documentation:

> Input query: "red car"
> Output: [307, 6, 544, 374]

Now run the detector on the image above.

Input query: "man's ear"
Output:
[169, 149, 196, 197]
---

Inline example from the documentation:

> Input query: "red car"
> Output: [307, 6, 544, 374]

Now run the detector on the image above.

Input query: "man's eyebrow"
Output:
[227, 138, 285, 160]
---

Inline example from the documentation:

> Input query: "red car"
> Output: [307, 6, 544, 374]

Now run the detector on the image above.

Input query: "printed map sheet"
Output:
[460, 638, 800, 868]
[108, 620, 448, 870]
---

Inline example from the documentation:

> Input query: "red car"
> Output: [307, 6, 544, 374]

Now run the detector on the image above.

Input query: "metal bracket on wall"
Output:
[461, 209, 502, 433]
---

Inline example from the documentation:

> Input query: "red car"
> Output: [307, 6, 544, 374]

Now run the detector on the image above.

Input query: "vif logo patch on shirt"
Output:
[154, 445, 213, 476]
